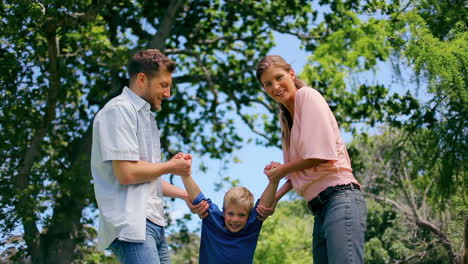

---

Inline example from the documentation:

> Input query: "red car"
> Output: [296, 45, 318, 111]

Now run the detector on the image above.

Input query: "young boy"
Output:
[176, 153, 279, 264]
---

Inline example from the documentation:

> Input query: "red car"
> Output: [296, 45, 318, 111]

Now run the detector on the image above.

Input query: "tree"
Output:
[0, 0, 319, 262]
[350, 129, 465, 263]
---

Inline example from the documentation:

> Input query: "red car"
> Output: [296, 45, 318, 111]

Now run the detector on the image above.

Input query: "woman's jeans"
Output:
[312, 188, 367, 264]
[109, 220, 171, 264]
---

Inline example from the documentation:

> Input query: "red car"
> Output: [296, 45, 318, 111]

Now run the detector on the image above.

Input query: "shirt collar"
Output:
[123, 86, 151, 112]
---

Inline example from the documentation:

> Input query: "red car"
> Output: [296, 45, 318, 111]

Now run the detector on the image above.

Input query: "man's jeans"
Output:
[312, 188, 368, 264]
[109, 220, 171, 264]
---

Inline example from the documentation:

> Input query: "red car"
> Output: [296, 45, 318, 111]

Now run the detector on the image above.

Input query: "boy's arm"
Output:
[180, 175, 202, 203]
[162, 179, 209, 219]
[259, 179, 280, 209]
[257, 179, 293, 220]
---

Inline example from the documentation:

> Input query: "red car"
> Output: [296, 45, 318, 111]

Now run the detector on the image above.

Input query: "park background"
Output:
[0, 0, 466, 263]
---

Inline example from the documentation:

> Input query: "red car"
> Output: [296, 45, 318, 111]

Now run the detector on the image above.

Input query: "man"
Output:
[91, 49, 208, 263]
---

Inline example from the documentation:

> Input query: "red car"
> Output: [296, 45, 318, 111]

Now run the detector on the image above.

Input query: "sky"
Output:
[164, 32, 309, 233]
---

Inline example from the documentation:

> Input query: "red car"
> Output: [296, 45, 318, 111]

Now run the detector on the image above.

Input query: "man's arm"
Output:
[162, 179, 188, 199]
[112, 155, 191, 185]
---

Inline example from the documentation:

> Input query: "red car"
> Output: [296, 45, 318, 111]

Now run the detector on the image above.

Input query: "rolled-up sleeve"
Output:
[295, 88, 337, 161]
[95, 103, 139, 161]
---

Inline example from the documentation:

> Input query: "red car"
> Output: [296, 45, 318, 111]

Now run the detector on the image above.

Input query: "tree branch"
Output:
[149, 0, 186, 50]
[223, 90, 272, 142]
[366, 192, 456, 261]
[58, 0, 111, 28]
[365, 192, 412, 215]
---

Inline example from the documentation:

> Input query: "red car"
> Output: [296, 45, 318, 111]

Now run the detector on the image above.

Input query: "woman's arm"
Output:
[265, 158, 326, 182]
[275, 179, 293, 201]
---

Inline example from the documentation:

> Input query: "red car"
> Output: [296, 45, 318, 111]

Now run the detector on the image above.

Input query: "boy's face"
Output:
[224, 203, 249, 233]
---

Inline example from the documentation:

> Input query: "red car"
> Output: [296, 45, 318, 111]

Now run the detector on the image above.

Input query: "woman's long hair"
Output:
[256, 55, 306, 150]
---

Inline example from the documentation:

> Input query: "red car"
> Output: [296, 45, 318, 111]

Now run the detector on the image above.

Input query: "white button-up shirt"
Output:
[91, 87, 165, 250]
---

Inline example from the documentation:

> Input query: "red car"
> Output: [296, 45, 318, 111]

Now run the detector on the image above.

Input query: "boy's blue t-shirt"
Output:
[193, 192, 263, 264]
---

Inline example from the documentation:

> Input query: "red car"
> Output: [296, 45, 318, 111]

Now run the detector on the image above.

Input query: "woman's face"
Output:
[260, 65, 297, 106]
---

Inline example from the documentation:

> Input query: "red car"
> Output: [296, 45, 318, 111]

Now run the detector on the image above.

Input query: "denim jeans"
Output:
[109, 220, 171, 264]
[312, 188, 367, 264]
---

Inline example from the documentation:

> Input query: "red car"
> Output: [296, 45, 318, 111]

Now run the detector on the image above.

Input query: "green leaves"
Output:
[255, 200, 313, 264]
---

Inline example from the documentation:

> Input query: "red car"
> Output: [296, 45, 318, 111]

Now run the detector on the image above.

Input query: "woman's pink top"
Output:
[283, 87, 359, 202]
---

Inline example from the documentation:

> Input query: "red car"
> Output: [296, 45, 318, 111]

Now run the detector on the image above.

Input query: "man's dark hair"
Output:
[128, 49, 176, 80]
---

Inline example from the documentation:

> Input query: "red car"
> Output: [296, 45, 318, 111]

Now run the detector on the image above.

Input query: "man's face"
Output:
[141, 68, 172, 111]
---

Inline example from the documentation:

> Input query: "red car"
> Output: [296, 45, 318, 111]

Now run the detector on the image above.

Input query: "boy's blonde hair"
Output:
[223, 186, 254, 212]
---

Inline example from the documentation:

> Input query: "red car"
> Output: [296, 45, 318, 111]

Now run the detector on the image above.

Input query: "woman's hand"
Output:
[264, 161, 286, 183]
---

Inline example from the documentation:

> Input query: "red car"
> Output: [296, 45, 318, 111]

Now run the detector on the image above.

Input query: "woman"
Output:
[255, 55, 367, 264]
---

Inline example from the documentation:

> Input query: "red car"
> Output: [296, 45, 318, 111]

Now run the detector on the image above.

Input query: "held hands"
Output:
[256, 203, 276, 221]
[169, 152, 192, 177]
[186, 199, 209, 219]
[264, 161, 285, 183]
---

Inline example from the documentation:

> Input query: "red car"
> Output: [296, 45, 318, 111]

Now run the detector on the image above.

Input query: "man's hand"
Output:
[256, 204, 276, 221]
[169, 152, 192, 176]
[186, 199, 209, 219]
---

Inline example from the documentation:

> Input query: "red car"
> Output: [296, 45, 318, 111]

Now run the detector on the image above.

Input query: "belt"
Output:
[307, 183, 361, 214]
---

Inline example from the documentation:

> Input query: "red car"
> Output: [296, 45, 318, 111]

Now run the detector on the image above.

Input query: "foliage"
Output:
[167, 231, 200, 264]
[351, 130, 466, 263]
[254, 200, 313, 264]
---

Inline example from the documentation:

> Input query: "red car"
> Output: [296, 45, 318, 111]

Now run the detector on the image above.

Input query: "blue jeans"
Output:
[109, 220, 171, 264]
[312, 188, 367, 264]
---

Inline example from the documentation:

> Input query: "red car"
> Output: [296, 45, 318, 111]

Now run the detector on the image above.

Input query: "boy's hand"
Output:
[186, 199, 209, 219]
[256, 204, 276, 221]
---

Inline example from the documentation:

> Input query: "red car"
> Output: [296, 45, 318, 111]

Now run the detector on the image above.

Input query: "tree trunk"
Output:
[30, 127, 93, 263]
